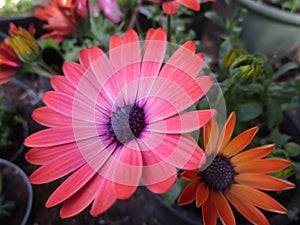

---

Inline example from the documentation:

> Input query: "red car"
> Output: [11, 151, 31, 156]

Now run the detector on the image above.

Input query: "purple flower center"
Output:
[201, 155, 236, 191]
[107, 104, 145, 144]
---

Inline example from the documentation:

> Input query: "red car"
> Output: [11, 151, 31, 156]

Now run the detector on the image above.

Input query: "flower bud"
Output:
[222, 49, 244, 69]
[229, 54, 265, 84]
[8, 23, 41, 63]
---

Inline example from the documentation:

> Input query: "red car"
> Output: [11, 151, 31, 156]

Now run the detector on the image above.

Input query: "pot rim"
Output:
[0, 158, 33, 225]
[238, 0, 300, 26]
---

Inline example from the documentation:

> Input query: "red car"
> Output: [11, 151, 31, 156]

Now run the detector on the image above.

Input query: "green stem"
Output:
[128, 0, 142, 31]
[37, 59, 57, 76]
[23, 63, 53, 79]
[215, 79, 235, 109]
[167, 15, 171, 42]
[88, 30, 105, 47]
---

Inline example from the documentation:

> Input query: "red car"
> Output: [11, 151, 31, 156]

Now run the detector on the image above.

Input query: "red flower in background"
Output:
[35, 0, 89, 41]
[147, 0, 217, 15]
[0, 23, 37, 84]
[0, 40, 22, 84]
[25, 28, 215, 218]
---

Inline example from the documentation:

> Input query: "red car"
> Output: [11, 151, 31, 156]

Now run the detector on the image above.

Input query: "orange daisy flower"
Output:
[178, 112, 295, 225]
[35, 0, 89, 42]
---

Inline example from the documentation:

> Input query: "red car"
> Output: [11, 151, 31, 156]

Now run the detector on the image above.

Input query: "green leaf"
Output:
[204, 12, 226, 29]
[273, 61, 299, 80]
[40, 38, 60, 52]
[295, 163, 300, 179]
[266, 98, 282, 129]
[236, 102, 262, 122]
[269, 127, 290, 148]
[284, 142, 300, 157]
[161, 179, 187, 206]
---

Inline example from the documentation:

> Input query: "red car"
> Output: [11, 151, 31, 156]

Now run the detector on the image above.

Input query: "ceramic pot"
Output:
[0, 159, 33, 225]
[237, 0, 300, 59]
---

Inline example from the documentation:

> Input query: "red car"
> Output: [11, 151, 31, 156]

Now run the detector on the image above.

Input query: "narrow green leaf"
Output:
[273, 62, 299, 80]
[266, 98, 282, 129]
[204, 12, 226, 29]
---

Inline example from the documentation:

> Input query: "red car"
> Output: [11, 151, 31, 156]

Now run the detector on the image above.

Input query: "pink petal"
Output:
[141, 132, 206, 170]
[146, 173, 177, 194]
[32, 106, 72, 127]
[149, 109, 216, 133]
[109, 30, 141, 104]
[94, 141, 142, 199]
[63, 62, 86, 88]
[29, 150, 85, 184]
[26, 142, 78, 165]
[60, 175, 105, 218]
[42, 91, 73, 117]
[47, 163, 97, 208]
[71, 70, 113, 115]
[25, 126, 100, 147]
[25, 128, 75, 147]
[63, 60, 115, 112]
[141, 148, 177, 193]
[78, 46, 105, 68]
[136, 28, 167, 100]
[112, 143, 142, 199]
[90, 177, 116, 216]
[51, 75, 75, 96]
[144, 76, 213, 122]
[159, 41, 203, 81]
[44, 91, 105, 122]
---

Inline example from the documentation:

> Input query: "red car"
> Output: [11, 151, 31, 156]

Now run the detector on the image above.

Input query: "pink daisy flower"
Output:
[25, 28, 215, 218]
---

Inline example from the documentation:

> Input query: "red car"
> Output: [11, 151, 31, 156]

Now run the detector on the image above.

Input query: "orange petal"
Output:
[224, 189, 270, 225]
[177, 0, 200, 11]
[213, 191, 235, 225]
[203, 117, 219, 156]
[222, 127, 259, 157]
[217, 112, 236, 154]
[234, 159, 291, 174]
[235, 173, 295, 191]
[177, 180, 199, 206]
[195, 182, 209, 207]
[231, 144, 275, 164]
[180, 170, 200, 181]
[230, 184, 287, 214]
[202, 193, 217, 225]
